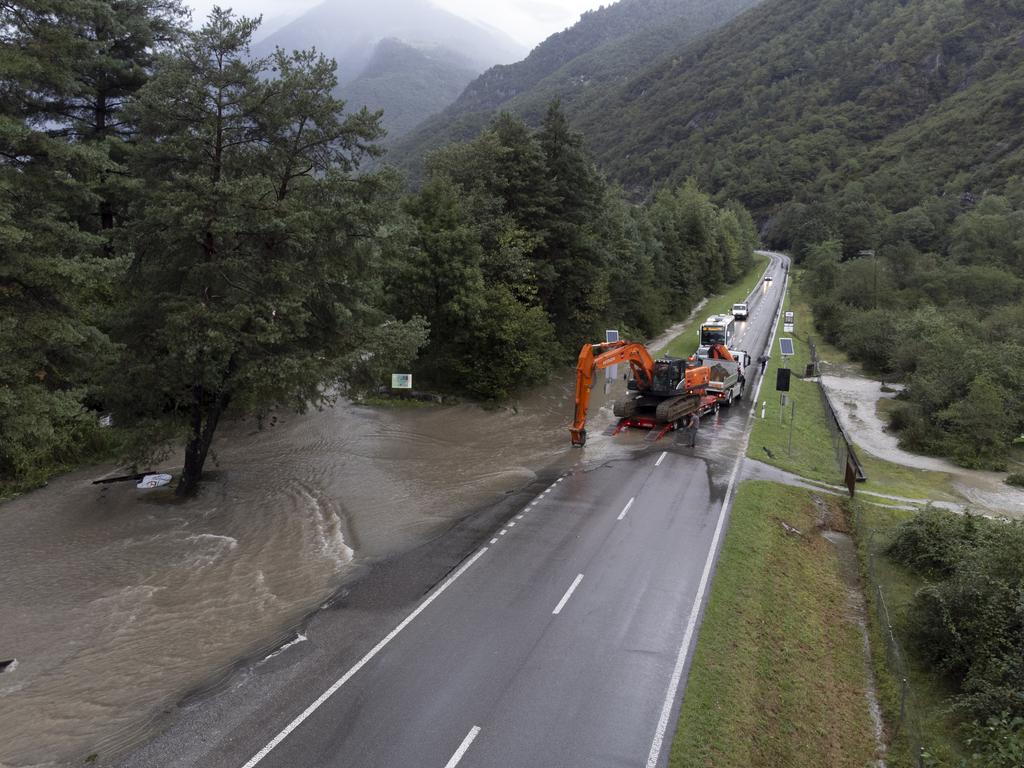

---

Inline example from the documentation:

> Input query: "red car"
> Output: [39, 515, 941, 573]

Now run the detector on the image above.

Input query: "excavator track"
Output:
[613, 395, 639, 418]
[655, 394, 702, 424]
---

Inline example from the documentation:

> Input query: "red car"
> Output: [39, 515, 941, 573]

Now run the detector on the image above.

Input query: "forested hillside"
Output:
[388, 0, 764, 176]
[574, 0, 1024, 212]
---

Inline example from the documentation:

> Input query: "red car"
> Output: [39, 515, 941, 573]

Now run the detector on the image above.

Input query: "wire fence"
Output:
[856, 520, 928, 767]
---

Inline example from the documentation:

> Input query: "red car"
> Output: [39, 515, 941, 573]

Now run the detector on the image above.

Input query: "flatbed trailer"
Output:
[611, 394, 720, 440]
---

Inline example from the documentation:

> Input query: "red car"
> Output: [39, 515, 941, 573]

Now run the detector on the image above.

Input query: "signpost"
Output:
[783, 310, 795, 334]
[778, 338, 796, 448]
[391, 373, 412, 390]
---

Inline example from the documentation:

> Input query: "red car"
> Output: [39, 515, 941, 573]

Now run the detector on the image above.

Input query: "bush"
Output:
[1005, 473, 1024, 488]
[891, 509, 1024, 723]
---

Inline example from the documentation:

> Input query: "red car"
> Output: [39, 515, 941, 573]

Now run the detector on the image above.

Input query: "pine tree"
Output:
[0, 1, 121, 486]
[114, 9, 412, 496]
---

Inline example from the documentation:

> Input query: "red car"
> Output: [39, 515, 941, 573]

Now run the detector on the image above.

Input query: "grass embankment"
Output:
[853, 502, 967, 767]
[746, 274, 958, 502]
[669, 481, 879, 768]
[659, 252, 769, 358]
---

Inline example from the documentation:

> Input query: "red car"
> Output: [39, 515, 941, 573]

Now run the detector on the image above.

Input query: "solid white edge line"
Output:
[240, 547, 489, 768]
[443, 725, 481, 768]
[655, 451, 667, 467]
[645, 254, 789, 768]
[552, 573, 584, 615]
[617, 497, 635, 521]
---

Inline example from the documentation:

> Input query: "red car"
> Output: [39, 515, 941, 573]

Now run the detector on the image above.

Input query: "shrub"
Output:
[1005, 473, 1024, 488]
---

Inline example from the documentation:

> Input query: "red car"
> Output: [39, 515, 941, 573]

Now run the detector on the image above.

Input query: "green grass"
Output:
[659, 252, 769, 358]
[853, 503, 968, 767]
[670, 481, 879, 768]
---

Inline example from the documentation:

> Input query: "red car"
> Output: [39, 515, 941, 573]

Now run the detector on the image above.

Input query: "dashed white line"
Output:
[443, 726, 481, 768]
[552, 574, 584, 615]
[490, 538, 498, 545]
[617, 497, 635, 521]
[499, 530, 507, 536]
[240, 548, 489, 768]
[655, 451, 667, 467]
[507, 521, 516, 528]
[516, 514, 525, 520]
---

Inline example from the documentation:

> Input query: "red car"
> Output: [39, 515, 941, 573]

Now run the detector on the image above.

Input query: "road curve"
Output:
[116, 252, 789, 768]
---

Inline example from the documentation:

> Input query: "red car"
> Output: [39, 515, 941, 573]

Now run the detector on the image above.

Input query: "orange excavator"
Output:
[570, 340, 712, 446]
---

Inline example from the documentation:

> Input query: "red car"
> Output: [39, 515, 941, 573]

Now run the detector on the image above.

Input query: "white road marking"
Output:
[556, 477, 564, 483]
[646, 253, 788, 768]
[655, 451, 667, 467]
[499, 530, 507, 536]
[617, 497, 635, 521]
[490, 538, 498, 545]
[507, 521, 516, 528]
[240, 548, 489, 768]
[443, 726, 481, 768]
[516, 514, 524, 520]
[552, 574, 584, 615]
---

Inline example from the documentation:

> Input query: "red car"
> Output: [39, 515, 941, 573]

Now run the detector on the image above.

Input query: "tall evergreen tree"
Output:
[0, 1, 123, 486]
[114, 9, 416, 496]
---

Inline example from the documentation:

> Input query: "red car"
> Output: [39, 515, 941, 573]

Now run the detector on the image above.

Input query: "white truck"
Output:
[732, 302, 749, 320]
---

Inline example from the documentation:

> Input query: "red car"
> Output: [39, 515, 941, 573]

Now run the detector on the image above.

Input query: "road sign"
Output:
[779, 338, 794, 357]
[783, 311, 795, 333]
[605, 329, 619, 343]
[391, 373, 412, 389]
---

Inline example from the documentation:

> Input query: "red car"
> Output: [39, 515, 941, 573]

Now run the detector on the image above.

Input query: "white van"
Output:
[731, 303, 749, 320]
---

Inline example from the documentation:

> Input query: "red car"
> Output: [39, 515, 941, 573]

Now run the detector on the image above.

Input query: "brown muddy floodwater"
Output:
[0, 367, 646, 767]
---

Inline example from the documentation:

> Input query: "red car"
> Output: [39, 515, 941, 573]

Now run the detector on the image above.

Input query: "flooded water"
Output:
[820, 373, 1024, 518]
[0, 368, 649, 767]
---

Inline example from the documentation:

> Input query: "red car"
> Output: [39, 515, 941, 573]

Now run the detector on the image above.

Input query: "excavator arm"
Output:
[570, 341, 655, 446]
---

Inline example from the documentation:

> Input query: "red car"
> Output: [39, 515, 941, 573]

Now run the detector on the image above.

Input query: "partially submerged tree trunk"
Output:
[176, 386, 230, 497]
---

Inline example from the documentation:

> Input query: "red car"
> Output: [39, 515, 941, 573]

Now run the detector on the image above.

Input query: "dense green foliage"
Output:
[0, 0, 184, 489]
[794, 191, 1024, 468]
[887, 509, 1024, 765]
[570, 0, 1024, 209]
[383, 104, 757, 399]
[388, 0, 763, 179]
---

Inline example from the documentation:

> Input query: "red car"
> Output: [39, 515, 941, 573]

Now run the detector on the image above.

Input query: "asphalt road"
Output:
[116, 252, 788, 768]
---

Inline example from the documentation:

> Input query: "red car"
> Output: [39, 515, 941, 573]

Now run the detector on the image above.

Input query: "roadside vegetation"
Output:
[856, 504, 1024, 767]
[670, 481, 879, 768]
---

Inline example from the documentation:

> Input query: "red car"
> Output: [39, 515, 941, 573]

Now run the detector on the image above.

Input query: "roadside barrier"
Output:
[809, 337, 867, 484]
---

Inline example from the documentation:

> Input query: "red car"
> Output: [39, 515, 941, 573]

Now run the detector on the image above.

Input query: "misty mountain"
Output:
[343, 39, 478, 138]
[252, 0, 526, 139]
[387, 0, 764, 172]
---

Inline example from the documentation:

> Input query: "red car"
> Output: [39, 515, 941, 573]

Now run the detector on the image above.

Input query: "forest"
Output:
[0, 2, 756, 496]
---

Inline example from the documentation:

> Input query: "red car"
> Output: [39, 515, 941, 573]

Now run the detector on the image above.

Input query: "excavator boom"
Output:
[570, 341, 655, 446]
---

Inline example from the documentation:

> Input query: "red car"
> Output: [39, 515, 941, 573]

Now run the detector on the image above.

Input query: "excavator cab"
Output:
[649, 359, 687, 396]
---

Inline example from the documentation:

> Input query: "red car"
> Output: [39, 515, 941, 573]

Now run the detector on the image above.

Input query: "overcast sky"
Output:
[185, 0, 611, 48]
